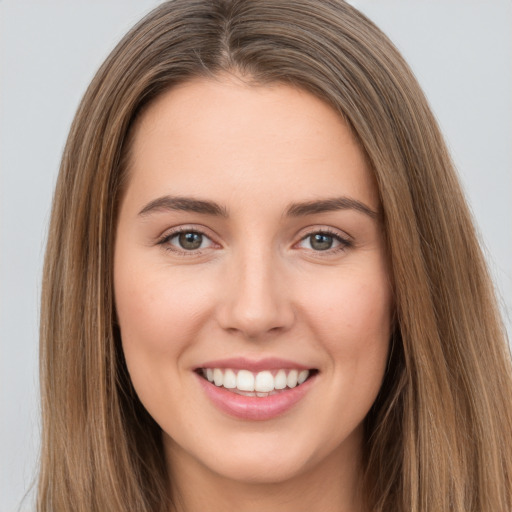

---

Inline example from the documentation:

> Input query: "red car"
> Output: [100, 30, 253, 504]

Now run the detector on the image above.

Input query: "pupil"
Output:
[311, 233, 333, 251]
[179, 232, 202, 250]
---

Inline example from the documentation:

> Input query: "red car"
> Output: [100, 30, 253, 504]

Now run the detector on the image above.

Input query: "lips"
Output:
[195, 358, 318, 420]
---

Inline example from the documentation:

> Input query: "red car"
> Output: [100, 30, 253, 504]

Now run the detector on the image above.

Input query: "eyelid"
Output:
[294, 226, 353, 254]
[296, 225, 353, 241]
[156, 224, 220, 254]
[155, 224, 353, 257]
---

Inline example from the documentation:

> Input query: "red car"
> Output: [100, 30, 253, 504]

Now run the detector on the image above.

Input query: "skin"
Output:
[114, 76, 393, 512]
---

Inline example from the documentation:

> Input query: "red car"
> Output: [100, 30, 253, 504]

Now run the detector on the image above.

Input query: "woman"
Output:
[38, 1, 512, 511]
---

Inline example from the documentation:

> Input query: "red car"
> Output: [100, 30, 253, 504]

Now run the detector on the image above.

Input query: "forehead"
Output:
[125, 76, 379, 213]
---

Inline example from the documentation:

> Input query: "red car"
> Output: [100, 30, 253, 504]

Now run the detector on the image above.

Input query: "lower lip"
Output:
[196, 373, 316, 421]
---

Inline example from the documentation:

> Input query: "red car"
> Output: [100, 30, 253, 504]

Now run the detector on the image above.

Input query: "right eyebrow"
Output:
[138, 195, 229, 218]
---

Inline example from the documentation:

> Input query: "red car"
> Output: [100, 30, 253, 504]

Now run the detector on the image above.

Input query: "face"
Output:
[114, 77, 393, 488]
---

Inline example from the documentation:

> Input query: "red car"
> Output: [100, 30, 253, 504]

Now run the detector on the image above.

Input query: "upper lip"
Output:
[196, 357, 313, 372]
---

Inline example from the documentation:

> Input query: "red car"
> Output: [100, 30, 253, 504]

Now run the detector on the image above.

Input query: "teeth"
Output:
[287, 369, 298, 388]
[255, 371, 274, 392]
[213, 368, 223, 387]
[274, 369, 287, 390]
[237, 370, 255, 391]
[201, 368, 312, 394]
[298, 370, 309, 384]
[223, 369, 237, 389]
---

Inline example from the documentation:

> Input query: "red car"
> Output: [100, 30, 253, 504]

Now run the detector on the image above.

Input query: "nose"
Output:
[216, 248, 295, 339]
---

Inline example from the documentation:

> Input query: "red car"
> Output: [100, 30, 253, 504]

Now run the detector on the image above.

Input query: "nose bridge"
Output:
[218, 243, 294, 338]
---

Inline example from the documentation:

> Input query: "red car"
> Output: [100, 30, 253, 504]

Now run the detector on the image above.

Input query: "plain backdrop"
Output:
[1, 1, 511, 511]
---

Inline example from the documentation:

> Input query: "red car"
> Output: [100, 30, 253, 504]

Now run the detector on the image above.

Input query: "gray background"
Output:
[1, 1, 511, 511]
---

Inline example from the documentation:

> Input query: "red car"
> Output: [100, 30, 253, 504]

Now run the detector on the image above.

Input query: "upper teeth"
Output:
[203, 368, 310, 393]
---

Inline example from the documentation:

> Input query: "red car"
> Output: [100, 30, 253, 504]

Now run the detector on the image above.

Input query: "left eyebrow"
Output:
[284, 197, 379, 219]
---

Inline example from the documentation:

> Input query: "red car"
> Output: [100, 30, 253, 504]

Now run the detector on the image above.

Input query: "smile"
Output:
[200, 368, 312, 396]
[195, 360, 318, 421]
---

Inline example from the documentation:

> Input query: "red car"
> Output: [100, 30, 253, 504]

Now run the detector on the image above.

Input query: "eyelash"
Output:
[296, 228, 352, 255]
[156, 226, 352, 256]
[156, 226, 217, 256]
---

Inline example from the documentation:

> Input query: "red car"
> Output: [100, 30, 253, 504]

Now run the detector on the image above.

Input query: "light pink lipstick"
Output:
[195, 357, 317, 421]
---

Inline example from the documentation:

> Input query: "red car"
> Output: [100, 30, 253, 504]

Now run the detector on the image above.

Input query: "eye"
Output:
[307, 233, 335, 251]
[297, 230, 351, 253]
[159, 229, 215, 253]
[174, 232, 205, 250]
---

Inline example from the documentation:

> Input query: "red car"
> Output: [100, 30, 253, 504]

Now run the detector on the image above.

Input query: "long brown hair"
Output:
[38, 1, 512, 510]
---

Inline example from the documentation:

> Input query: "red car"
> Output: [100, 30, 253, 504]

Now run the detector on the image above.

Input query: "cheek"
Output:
[115, 262, 209, 348]
[304, 270, 392, 342]
[113, 258, 214, 403]
[299, 265, 392, 388]
[285, 266, 392, 453]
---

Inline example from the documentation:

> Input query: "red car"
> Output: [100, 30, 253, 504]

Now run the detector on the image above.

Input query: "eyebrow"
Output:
[285, 197, 378, 219]
[138, 195, 378, 220]
[138, 196, 229, 217]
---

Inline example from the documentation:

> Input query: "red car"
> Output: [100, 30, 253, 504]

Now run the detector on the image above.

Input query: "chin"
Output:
[164, 424, 360, 488]
[213, 449, 312, 485]
[164, 428, 319, 483]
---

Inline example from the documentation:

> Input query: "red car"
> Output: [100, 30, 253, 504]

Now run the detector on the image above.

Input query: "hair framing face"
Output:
[39, 1, 512, 511]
